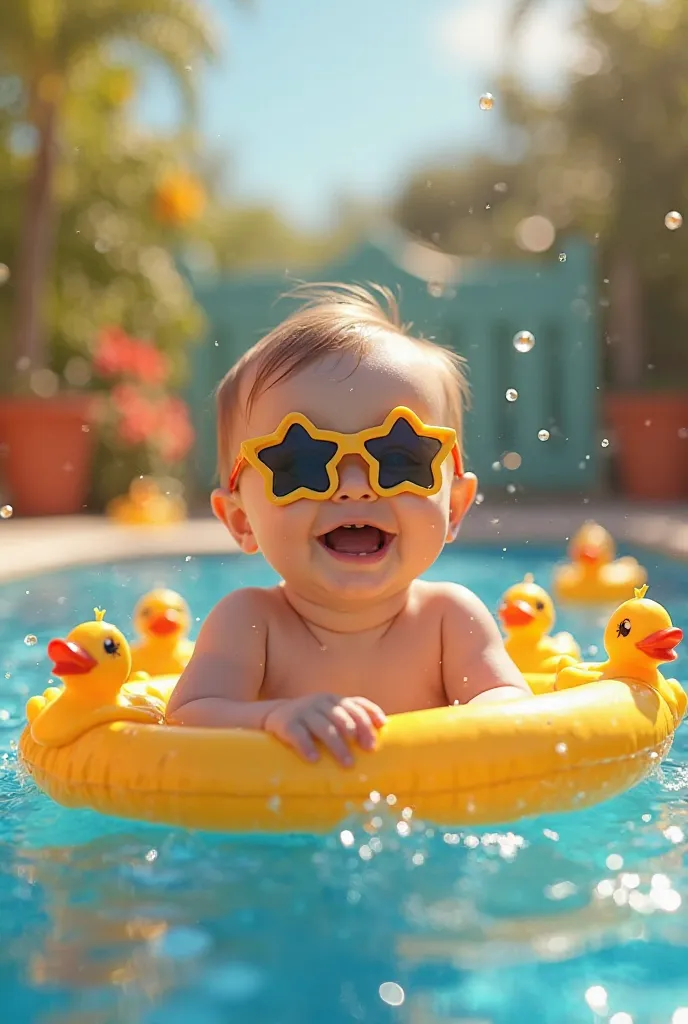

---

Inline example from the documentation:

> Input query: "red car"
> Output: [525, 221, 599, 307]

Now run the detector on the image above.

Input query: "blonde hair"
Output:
[216, 283, 469, 480]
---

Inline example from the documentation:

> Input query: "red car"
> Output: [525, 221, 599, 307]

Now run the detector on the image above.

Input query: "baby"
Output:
[167, 285, 529, 762]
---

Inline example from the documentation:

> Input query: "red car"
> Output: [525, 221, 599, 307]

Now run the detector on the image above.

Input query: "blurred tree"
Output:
[0, 0, 217, 385]
[395, 0, 688, 388]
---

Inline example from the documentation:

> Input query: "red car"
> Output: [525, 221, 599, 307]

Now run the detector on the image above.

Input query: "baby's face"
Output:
[216, 335, 475, 608]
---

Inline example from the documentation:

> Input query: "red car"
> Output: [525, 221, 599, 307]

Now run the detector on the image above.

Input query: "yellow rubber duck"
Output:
[555, 585, 686, 720]
[106, 477, 186, 526]
[130, 589, 194, 676]
[553, 521, 647, 605]
[498, 574, 581, 674]
[26, 609, 164, 748]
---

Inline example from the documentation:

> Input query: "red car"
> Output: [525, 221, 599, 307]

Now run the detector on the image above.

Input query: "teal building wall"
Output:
[186, 232, 598, 493]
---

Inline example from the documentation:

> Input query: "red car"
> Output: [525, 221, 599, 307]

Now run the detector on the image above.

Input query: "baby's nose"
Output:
[332, 454, 376, 502]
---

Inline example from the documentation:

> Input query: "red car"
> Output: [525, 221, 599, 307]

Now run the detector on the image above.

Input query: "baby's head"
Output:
[212, 285, 477, 608]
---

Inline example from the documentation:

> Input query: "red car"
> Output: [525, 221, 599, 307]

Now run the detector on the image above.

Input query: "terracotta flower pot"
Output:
[0, 394, 95, 516]
[605, 392, 688, 501]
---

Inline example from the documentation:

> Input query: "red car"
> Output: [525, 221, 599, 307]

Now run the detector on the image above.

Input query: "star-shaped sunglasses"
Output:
[229, 406, 463, 506]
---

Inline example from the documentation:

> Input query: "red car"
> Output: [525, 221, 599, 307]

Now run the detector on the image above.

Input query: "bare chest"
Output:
[259, 613, 446, 714]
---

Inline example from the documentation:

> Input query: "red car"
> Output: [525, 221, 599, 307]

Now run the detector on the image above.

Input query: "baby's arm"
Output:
[166, 589, 385, 764]
[166, 589, 273, 728]
[439, 584, 531, 705]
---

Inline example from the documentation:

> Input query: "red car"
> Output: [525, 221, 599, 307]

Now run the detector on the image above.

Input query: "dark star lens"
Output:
[258, 423, 338, 498]
[365, 418, 442, 490]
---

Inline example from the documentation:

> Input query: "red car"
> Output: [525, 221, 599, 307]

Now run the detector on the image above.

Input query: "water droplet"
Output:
[505, 388, 518, 402]
[506, 483, 516, 494]
[665, 210, 683, 230]
[513, 330, 535, 353]
[396, 821, 411, 837]
[379, 982, 405, 1007]
[491, 461, 501, 472]
[585, 986, 608, 1012]
[475, 492, 484, 504]
[558, 252, 567, 262]
[494, 181, 508, 193]
[340, 829, 355, 848]
[555, 742, 568, 755]
[0, 505, 13, 519]
[538, 429, 550, 442]
[664, 825, 684, 844]
[24, 634, 37, 647]
[184, 65, 193, 72]
[427, 281, 445, 298]
[145, 848, 158, 862]
[411, 852, 425, 866]
[609, 1013, 634, 1024]
[386, 793, 397, 806]
[601, 438, 610, 448]
[606, 853, 624, 870]
[0, 264, 9, 285]
[502, 451, 522, 471]
[479, 92, 494, 111]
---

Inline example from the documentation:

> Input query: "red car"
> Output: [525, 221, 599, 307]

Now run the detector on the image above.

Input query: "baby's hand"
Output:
[263, 694, 386, 766]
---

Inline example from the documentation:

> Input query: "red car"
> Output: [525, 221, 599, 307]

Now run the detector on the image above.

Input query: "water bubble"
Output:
[145, 848, 158, 862]
[513, 330, 535, 353]
[396, 821, 411, 837]
[359, 844, 373, 861]
[379, 982, 405, 1007]
[558, 252, 567, 263]
[427, 281, 445, 298]
[24, 634, 37, 647]
[340, 830, 355, 848]
[0, 505, 13, 519]
[502, 451, 522, 471]
[506, 483, 516, 494]
[386, 794, 397, 806]
[475, 492, 484, 504]
[606, 853, 624, 870]
[585, 986, 608, 1012]
[491, 461, 501, 472]
[664, 825, 684, 843]
[665, 210, 683, 231]
[494, 181, 508, 193]
[601, 438, 610, 448]
[479, 93, 494, 111]
[538, 429, 550, 442]
[0, 264, 9, 285]
[555, 742, 568, 755]
[505, 388, 518, 402]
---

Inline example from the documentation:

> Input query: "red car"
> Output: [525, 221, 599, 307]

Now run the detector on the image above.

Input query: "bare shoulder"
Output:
[414, 580, 496, 634]
[195, 586, 275, 651]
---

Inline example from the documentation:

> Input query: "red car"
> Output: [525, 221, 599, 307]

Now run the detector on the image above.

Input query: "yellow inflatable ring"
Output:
[19, 673, 684, 833]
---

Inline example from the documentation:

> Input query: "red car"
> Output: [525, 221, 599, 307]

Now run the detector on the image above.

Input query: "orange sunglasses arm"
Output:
[228, 455, 245, 493]
[452, 445, 464, 478]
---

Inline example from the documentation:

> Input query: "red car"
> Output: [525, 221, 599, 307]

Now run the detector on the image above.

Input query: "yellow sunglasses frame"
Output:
[229, 406, 463, 506]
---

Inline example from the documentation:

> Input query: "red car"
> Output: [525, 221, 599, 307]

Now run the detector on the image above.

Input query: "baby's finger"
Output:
[328, 704, 358, 737]
[340, 700, 379, 750]
[308, 712, 354, 766]
[349, 697, 387, 728]
[280, 721, 320, 763]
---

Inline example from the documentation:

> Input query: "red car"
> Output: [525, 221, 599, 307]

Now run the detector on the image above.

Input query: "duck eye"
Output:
[103, 637, 120, 656]
[616, 618, 632, 638]
[535, 601, 545, 611]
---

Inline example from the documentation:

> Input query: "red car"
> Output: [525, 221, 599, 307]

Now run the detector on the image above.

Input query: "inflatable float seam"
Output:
[23, 739, 670, 801]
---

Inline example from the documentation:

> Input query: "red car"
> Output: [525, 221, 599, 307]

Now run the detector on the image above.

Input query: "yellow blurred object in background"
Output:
[106, 477, 186, 526]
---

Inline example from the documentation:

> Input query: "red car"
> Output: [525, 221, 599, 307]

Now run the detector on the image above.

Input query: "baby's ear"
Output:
[211, 488, 259, 554]
[446, 472, 478, 542]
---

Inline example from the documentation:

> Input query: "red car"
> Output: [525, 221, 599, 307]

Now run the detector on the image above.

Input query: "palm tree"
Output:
[0, 0, 218, 380]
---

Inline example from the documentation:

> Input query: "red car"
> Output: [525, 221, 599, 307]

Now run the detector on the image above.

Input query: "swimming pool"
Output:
[2, 545, 688, 1023]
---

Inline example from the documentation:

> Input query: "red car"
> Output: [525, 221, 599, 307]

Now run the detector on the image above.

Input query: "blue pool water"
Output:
[2, 544, 688, 1023]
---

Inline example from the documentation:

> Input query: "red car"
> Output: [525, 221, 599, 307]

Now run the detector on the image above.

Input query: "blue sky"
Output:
[138, 0, 579, 229]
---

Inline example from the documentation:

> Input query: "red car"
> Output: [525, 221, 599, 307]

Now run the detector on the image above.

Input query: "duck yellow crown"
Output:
[94, 607, 106, 621]
[634, 585, 649, 600]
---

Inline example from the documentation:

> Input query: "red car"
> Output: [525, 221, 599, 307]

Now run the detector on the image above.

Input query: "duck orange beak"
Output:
[48, 638, 98, 677]
[498, 600, 536, 627]
[149, 611, 180, 637]
[577, 545, 601, 565]
[635, 627, 683, 662]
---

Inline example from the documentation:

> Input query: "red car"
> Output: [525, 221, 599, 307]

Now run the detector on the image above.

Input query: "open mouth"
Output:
[318, 524, 396, 560]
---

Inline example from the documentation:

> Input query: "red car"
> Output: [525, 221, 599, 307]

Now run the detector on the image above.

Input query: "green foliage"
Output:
[394, 0, 688, 387]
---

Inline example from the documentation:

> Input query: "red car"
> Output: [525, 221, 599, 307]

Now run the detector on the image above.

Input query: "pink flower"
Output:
[94, 327, 169, 385]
